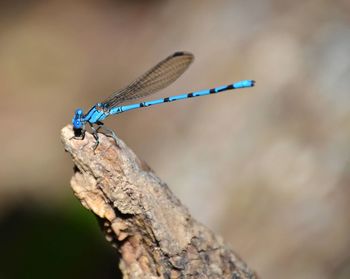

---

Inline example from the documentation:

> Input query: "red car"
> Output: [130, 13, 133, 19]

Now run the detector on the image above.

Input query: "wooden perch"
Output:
[61, 125, 257, 278]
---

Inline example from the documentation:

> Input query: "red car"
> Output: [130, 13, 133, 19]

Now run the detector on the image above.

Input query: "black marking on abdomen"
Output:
[164, 97, 170, 102]
[216, 85, 229, 92]
[188, 93, 194, 98]
[209, 88, 216, 94]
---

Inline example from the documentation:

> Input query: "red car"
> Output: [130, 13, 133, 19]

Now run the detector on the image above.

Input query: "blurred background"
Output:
[1, 0, 349, 278]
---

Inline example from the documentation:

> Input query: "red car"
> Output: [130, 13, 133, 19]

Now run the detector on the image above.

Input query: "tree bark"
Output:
[61, 125, 257, 279]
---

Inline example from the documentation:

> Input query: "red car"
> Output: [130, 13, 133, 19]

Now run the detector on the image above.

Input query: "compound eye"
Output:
[73, 120, 82, 129]
[75, 108, 83, 115]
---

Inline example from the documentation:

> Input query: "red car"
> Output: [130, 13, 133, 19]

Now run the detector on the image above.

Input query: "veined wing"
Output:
[101, 51, 194, 108]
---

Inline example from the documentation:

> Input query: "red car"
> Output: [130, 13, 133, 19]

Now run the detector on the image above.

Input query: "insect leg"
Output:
[96, 121, 118, 145]
[89, 123, 100, 151]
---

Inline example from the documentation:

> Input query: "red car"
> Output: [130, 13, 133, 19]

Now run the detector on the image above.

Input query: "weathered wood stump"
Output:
[61, 125, 257, 278]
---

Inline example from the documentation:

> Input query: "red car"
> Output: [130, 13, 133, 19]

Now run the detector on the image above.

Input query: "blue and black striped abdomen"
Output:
[109, 80, 255, 115]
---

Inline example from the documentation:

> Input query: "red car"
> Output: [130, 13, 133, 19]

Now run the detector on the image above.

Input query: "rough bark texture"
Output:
[61, 125, 257, 279]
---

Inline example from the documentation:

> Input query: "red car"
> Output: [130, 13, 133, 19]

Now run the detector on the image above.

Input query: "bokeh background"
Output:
[1, 0, 350, 278]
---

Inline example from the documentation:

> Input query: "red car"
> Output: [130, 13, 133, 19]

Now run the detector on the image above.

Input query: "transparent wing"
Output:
[101, 51, 194, 108]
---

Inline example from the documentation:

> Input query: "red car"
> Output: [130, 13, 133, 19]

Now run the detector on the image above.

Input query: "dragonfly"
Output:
[72, 51, 255, 150]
